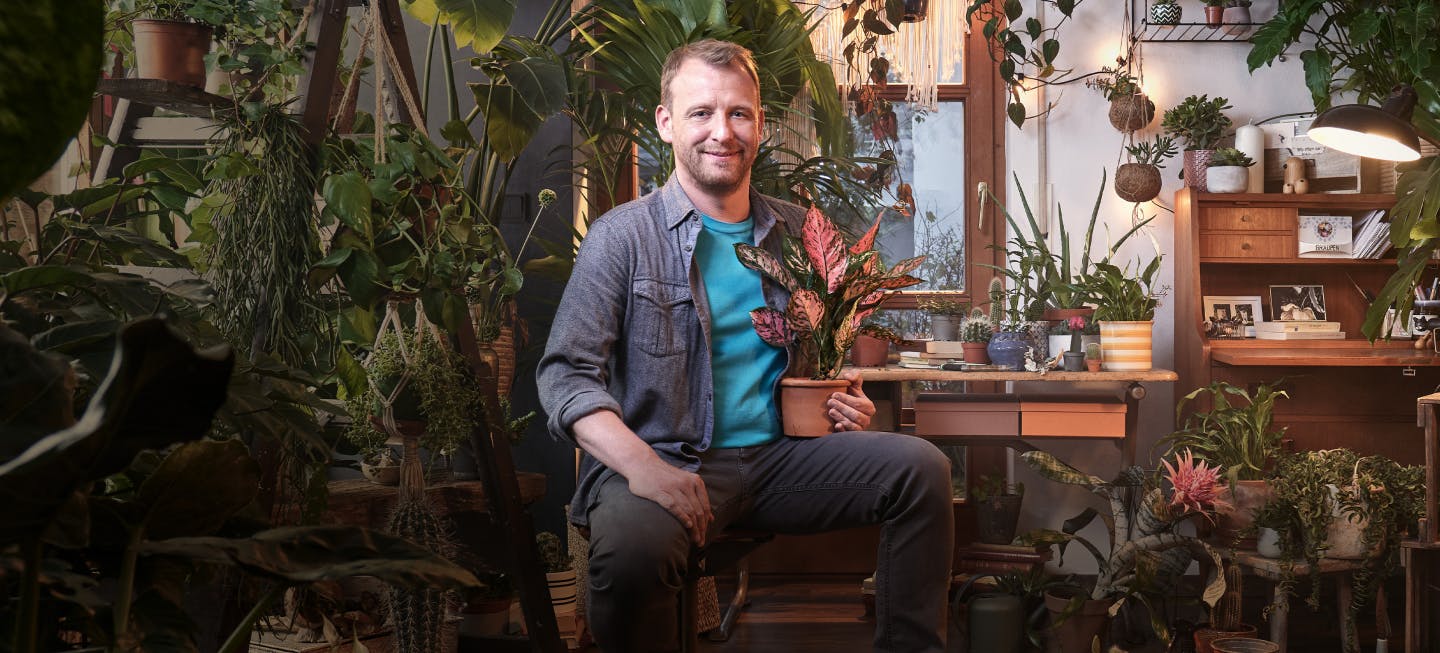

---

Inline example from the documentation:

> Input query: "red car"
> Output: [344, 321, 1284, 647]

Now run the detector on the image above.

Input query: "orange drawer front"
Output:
[1019, 401, 1126, 438]
[1199, 233, 1294, 259]
[1199, 207, 1294, 231]
[914, 393, 1019, 437]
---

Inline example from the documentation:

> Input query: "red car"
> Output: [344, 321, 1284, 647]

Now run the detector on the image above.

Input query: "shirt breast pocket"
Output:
[631, 279, 696, 357]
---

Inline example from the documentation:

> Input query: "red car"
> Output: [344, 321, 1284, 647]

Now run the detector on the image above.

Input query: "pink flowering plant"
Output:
[735, 207, 925, 380]
[1015, 450, 1225, 640]
[1161, 449, 1230, 522]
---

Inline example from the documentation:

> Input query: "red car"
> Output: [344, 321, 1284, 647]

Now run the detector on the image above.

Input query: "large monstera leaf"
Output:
[0, 0, 103, 200]
[402, 0, 516, 53]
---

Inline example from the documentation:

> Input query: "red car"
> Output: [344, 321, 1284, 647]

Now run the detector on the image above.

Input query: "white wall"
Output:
[1002, 1, 1313, 573]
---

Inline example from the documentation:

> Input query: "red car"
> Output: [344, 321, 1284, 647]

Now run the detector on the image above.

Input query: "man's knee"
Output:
[586, 493, 690, 594]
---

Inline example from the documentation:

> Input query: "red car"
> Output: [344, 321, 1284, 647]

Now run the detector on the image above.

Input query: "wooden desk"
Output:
[850, 366, 1179, 466]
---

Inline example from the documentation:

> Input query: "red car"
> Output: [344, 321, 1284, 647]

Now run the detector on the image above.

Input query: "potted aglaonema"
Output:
[736, 206, 924, 437]
[1082, 258, 1164, 371]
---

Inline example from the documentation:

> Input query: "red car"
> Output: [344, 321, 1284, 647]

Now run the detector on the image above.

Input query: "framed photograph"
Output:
[1268, 285, 1327, 321]
[1203, 295, 1264, 338]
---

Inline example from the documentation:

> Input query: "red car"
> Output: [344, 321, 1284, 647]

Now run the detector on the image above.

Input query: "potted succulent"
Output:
[1150, 0, 1182, 25]
[130, 0, 213, 87]
[1162, 95, 1234, 192]
[1116, 135, 1178, 203]
[1194, 564, 1259, 653]
[984, 278, 1032, 371]
[1159, 380, 1289, 546]
[1018, 450, 1227, 652]
[1223, 0, 1254, 35]
[1254, 449, 1424, 621]
[960, 309, 993, 364]
[1205, 147, 1256, 193]
[1080, 257, 1166, 371]
[973, 475, 1025, 545]
[1061, 317, 1089, 371]
[736, 206, 924, 436]
[1202, 0, 1227, 28]
[919, 297, 969, 341]
[1088, 67, 1155, 133]
[1047, 315, 1099, 367]
[1084, 341, 1103, 372]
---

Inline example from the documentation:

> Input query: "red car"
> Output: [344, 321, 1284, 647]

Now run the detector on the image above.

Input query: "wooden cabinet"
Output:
[1174, 189, 1440, 461]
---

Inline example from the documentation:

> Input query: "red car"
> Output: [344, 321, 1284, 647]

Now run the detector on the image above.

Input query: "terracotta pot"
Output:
[1098, 321, 1153, 371]
[851, 335, 890, 366]
[779, 378, 852, 437]
[1108, 94, 1156, 132]
[1196, 623, 1257, 653]
[1041, 307, 1095, 321]
[1043, 591, 1113, 653]
[1085, 359, 1102, 372]
[1204, 5, 1224, 28]
[132, 19, 212, 88]
[1184, 150, 1215, 191]
[1115, 162, 1163, 203]
[962, 342, 990, 364]
[1213, 480, 1273, 547]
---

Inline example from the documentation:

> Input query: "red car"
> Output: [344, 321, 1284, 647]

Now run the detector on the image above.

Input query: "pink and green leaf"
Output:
[786, 289, 824, 333]
[850, 213, 882, 255]
[876, 274, 924, 290]
[749, 307, 793, 346]
[733, 243, 797, 291]
[802, 205, 848, 293]
[887, 255, 926, 278]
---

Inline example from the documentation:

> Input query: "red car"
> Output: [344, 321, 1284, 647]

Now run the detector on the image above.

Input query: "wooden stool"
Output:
[1234, 551, 1388, 652]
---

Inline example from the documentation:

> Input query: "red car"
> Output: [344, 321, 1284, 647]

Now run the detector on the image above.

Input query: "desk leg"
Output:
[1423, 403, 1438, 544]
[1338, 572, 1357, 653]
[1123, 383, 1144, 468]
[1269, 582, 1289, 653]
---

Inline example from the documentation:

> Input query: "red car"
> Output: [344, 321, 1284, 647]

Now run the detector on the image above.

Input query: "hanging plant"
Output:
[1115, 135, 1177, 203]
[1088, 67, 1155, 132]
[966, 0, 1092, 128]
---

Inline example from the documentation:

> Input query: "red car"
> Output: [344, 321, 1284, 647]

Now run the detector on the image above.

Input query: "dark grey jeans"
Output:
[583, 431, 954, 653]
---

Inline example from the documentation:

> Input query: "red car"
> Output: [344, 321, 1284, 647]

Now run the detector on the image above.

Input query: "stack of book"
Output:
[1255, 321, 1345, 340]
[1351, 209, 1390, 259]
[898, 350, 958, 368]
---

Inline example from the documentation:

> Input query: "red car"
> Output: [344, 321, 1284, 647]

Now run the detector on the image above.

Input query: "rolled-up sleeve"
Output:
[537, 218, 628, 444]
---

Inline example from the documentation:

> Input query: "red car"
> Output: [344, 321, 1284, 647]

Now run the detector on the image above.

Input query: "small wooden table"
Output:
[1233, 551, 1380, 653]
[850, 367, 1179, 466]
[1406, 393, 1440, 653]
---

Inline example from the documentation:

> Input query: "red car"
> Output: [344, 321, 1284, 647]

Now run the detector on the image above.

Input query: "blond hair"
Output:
[659, 39, 760, 109]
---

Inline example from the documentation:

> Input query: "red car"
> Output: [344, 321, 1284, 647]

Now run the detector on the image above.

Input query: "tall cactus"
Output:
[987, 277, 1005, 331]
[387, 494, 457, 651]
[1210, 562, 1244, 631]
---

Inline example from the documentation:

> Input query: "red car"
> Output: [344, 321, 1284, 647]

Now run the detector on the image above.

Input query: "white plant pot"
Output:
[1324, 484, 1373, 559]
[1047, 334, 1101, 361]
[1207, 166, 1249, 193]
[546, 569, 579, 616]
[931, 314, 958, 341]
[1257, 527, 1283, 558]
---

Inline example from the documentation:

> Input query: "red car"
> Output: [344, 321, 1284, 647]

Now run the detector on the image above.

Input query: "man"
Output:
[537, 39, 953, 653]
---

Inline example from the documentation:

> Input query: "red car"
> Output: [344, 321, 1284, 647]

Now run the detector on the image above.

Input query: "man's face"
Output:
[656, 58, 763, 197]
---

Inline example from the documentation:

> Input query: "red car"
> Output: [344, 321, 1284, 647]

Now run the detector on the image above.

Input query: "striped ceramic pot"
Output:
[1098, 321, 1154, 371]
[1150, 3, 1182, 25]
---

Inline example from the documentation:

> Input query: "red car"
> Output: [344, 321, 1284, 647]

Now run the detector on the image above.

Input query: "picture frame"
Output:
[1203, 295, 1263, 338]
[1268, 285, 1327, 321]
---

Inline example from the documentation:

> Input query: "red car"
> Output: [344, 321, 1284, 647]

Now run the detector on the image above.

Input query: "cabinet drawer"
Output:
[1199, 207, 1293, 232]
[1200, 233, 1294, 258]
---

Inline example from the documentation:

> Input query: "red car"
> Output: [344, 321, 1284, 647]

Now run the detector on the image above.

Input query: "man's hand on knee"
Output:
[828, 369, 876, 431]
[627, 460, 713, 546]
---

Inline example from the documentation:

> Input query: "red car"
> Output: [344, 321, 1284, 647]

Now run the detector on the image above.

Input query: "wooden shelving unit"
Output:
[1173, 188, 1440, 460]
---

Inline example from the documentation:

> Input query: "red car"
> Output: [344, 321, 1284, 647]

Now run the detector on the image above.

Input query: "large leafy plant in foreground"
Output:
[735, 206, 924, 380]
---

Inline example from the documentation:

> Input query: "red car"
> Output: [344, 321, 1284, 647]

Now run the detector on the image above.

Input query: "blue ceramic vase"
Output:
[986, 331, 1029, 370]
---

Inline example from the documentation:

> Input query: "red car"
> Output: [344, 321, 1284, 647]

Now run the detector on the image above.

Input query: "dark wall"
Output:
[404, 3, 579, 542]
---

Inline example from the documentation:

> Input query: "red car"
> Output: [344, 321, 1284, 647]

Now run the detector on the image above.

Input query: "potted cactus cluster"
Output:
[736, 207, 924, 436]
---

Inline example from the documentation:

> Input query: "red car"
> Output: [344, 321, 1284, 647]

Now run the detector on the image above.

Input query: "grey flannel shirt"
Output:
[536, 178, 808, 526]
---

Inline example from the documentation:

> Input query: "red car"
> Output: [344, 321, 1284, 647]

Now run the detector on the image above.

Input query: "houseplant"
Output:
[1194, 563, 1258, 653]
[960, 309, 993, 364]
[1084, 341, 1102, 372]
[1205, 147, 1256, 194]
[1047, 315, 1099, 368]
[919, 297, 968, 341]
[1150, 0, 1182, 25]
[1116, 135, 1177, 203]
[1061, 316, 1088, 371]
[736, 206, 924, 436]
[1088, 67, 1154, 133]
[973, 475, 1025, 545]
[1017, 450, 1226, 651]
[130, 0, 212, 87]
[1162, 95, 1233, 192]
[984, 277, 1032, 371]
[1159, 380, 1289, 545]
[1202, 0, 1226, 28]
[1081, 257, 1166, 371]
[536, 532, 577, 625]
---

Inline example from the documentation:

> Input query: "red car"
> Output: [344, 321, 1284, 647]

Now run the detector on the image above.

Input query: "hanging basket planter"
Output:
[1108, 94, 1156, 133]
[1115, 162, 1163, 203]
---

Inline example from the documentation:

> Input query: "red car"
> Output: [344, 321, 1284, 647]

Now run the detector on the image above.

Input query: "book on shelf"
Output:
[1297, 214, 1353, 258]
[1255, 320, 1341, 333]
[1351, 209, 1390, 259]
[1254, 330, 1346, 340]
[900, 350, 961, 360]
[925, 340, 967, 354]
[897, 360, 948, 369]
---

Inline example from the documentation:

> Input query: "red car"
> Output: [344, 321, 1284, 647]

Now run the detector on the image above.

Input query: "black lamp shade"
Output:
[1307, 86, 1423, 162]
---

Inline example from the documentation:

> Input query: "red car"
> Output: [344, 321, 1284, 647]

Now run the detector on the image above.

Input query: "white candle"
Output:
[1236, 123, 1265, 193]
